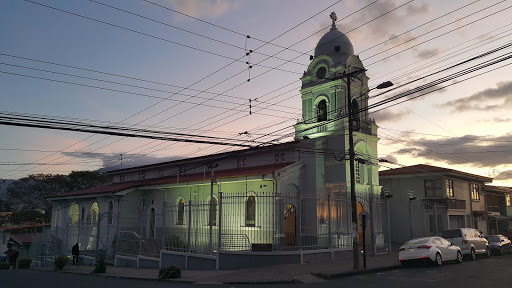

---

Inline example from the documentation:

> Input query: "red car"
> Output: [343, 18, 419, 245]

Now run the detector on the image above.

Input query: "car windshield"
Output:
[441, 229, 462, 238]
[403, 238, 430, 246]
[487, 236, 501, 242]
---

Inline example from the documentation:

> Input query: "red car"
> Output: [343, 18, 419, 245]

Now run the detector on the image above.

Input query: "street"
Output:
[2, 255, 512, 288]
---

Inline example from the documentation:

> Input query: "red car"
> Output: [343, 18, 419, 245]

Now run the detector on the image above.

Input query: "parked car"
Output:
[440, 228, 490, 259]
[398, 236, 463, 266]
[486, 235, 512, 256]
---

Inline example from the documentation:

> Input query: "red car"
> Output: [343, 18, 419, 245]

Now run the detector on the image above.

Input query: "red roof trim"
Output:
[53, 162, 294, 199]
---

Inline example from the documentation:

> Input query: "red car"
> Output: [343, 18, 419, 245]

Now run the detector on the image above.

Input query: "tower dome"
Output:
[314, 12, 354, 64]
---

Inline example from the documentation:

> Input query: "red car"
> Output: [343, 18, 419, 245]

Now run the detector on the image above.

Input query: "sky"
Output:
[1, 0, 512, 186]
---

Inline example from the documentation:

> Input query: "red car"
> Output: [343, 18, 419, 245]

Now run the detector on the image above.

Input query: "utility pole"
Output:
[333, 68, 365, 270]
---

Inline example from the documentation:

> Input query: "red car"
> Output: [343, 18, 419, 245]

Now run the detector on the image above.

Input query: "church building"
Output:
[48, 13, 384, 269]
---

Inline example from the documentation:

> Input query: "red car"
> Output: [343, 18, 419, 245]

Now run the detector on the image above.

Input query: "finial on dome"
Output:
[330, 12, 337, 29]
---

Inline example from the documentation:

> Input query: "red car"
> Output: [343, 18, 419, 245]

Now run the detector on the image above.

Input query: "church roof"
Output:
[314, 12, 354, 64]
[50, 162, 295, 200]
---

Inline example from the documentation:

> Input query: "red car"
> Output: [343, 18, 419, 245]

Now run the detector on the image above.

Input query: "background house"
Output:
[483, 185, 512, 237]
[379, 164, 492, 244]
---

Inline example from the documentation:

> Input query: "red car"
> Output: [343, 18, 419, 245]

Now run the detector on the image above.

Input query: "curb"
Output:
[312, 264, 402, 280]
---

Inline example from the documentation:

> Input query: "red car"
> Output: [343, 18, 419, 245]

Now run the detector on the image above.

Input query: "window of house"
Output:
[275, 154, 280, 164]
[243, 158, 247, 167]
[158, 170, 165, 177]
[107, 201, 114, 225]
[177, 199, 184, 225]
[424, 179, 443, 197]
[139, 171, 145, 180]
[317, 100, 327, 122]
[507, 194, 511, 207]
[246, 196, 255, 227]
[446, 179, 454, 198]
[281, 153, 286, 163]
[119, 174, 125, 182]
[238, 159, 243, 168]
[470, 183, 480, 200]
[209, 197, 217, 226]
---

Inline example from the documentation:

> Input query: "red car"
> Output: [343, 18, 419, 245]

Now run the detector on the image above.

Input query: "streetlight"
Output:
[336, 68, 393, 269]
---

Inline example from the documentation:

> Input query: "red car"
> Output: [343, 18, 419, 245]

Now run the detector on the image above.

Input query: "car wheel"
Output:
[470, 248, 476, 260]
[434, 253, 442, 266]
[400, 260, 408, 267]
[456, 251, 463, 263]
[486, 247, 491, 258]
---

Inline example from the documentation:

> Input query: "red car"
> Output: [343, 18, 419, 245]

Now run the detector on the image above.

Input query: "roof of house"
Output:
[0, 223, 50, 232]
[379, 164, 493, 182]
[483, 185, 512, 194]
[51, 162, 294, 200]
[10, 233, 35, 245]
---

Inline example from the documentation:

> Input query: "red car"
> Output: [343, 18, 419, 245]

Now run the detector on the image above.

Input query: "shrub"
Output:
[17, 258, 32, 269]
[0, 262, 10, 270]
[92, 257, 106, 274]
[158, 265, 181, 279]
[53, 256, 68, 270]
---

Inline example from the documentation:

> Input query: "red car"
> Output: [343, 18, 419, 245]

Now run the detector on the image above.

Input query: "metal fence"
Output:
[42, 190, 390, 261]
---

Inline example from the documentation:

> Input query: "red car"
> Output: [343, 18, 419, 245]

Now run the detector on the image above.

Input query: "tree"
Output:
[6, 171, 110, 223]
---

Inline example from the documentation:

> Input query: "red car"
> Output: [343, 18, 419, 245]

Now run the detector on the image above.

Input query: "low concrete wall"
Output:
[219, 252, 300, 270]
[187, 254, 216, 270]
[160, 251, 215, 270]
[138, 256, 160, 268]
[161, 252, 186, 268]
[115, 255, 137, 267]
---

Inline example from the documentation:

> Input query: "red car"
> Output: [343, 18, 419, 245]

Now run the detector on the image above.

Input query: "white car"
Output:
[399, 237, 463, 266]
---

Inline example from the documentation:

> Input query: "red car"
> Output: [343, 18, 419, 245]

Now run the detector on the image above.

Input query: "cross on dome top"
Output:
[330, 12, 337, 29]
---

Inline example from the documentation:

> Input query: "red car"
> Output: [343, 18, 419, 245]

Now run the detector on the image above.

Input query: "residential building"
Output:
[379, 164, 492, 244]
[482, 185, 512, 237]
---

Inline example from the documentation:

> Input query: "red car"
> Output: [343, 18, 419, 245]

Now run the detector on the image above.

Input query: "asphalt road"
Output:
[2, 254, 512, 288]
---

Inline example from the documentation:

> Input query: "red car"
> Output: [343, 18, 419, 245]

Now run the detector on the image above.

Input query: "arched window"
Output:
[317, 100, 327, 122]
[246, 196, 255, 227]
[107, 201, 114, 225]
[149, 207, 156, 239]
[70, 203, 79, 225]
[90, 202, 99, 225]
[177, 199, 184, 225]
[351, 99, 360, 131]
[209, 197, 217, 226]
[275, 154, 280, 164]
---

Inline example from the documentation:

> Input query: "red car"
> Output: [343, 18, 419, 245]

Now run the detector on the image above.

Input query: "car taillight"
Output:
[462, 240, 468, 245]
[398, 248, 405, 251]
[416, 245, 432, 249]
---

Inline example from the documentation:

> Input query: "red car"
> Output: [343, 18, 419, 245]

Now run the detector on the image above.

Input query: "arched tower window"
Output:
[351, 99, 360, 131]
[177, 199, 184, 225]
[70, 203, 79, 225]
[246, 196, 255, 227]
[107, 201, 114, 225]
[317, 100, 327, 122]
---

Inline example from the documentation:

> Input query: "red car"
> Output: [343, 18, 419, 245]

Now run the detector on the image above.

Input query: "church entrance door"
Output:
[284, 204, 296, 246]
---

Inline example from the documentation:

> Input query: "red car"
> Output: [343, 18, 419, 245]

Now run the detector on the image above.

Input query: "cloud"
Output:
[415, 48, 440, 59]
[372, 109, 411, 123]
[439, 81, 512, 112]
[380, 154, 398, 164]
[391, 133, 512, 167]
[167, 0, 239, 21]
[495, 170, 512, 181]
[493, 117, 512, 123]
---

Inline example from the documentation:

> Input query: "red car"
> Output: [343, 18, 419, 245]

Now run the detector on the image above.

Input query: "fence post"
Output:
[187, 200, 192, 253]
[328, 193, 332, 249]
[433, 202, 438, 235]
[297, 192, 302, 249]
[217, 191, 222, 270]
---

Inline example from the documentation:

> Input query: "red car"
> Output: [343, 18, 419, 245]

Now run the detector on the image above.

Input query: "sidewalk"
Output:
[34, 251, 401, 284]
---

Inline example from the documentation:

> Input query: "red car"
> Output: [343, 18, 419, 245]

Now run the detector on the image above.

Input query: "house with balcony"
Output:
[482, 185, 512, 237]
[379, 164, 492, 244]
